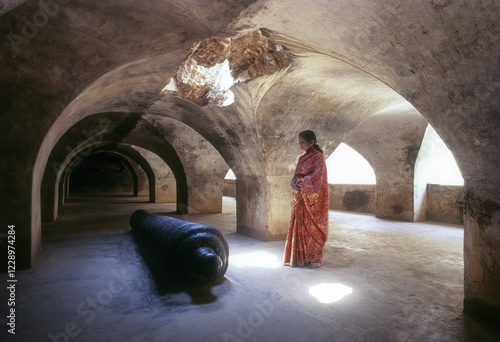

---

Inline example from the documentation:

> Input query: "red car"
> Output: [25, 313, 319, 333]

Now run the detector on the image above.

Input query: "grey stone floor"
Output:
[1, 195, 499, 341]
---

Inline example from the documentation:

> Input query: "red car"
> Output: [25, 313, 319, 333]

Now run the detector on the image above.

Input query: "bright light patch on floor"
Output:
[309, 283, 353, 303]
[230, 251, 281, 269]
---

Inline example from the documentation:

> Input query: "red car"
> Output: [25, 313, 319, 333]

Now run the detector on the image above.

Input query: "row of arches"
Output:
[45, 122, 464, 228]
[2, 0, 496, 319]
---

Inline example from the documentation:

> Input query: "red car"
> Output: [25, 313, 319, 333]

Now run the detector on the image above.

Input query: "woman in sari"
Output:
[283, 130, 329, 268]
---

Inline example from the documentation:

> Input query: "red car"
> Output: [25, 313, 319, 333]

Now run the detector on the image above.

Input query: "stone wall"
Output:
[223, 179, 237, 197]
[224, 181, 377, 213]
[427, 184, 464, 225]
[329, 184, 376, 214]
[225, 181, 464, 225]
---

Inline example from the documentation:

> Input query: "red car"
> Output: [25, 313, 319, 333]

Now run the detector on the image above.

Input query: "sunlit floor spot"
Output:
[309, 283, 353, 303]
[230, 251, 282, 269]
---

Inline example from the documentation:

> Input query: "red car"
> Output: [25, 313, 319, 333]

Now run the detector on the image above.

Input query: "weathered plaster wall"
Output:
[131, 145, 176, 203]
[329, 184, 376, 214]
[133, 115, 229, 213]
[427, 184, 464, 225]
[223, 179, 236, 198]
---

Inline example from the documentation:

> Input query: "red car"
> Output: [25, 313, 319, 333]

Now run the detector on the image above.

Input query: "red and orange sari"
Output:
[283, 148, 329, 267]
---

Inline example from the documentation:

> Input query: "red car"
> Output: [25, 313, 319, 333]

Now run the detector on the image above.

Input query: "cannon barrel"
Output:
[130, 210, 229, 285]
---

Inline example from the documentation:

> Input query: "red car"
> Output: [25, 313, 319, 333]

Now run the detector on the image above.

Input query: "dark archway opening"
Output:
[69, 152, 136, 196]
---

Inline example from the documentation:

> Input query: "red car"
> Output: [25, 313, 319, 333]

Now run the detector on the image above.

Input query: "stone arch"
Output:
[45, 137, 185, 222]
[343, 103, 429, 221]
[0, 0, 496, 323]
[43, 139, 153, 222]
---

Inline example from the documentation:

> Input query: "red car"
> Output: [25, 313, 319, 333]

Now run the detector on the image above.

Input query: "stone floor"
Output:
[1, 195, 499, 341]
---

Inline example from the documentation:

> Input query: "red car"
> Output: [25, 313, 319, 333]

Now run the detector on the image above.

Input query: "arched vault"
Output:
[1, 0, 498, 321]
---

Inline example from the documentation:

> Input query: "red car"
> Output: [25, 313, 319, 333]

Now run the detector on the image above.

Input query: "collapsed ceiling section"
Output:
[162, 28, 293, 107]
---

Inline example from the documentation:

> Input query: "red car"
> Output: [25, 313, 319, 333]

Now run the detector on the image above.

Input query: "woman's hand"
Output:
[291, 176, 302, 190]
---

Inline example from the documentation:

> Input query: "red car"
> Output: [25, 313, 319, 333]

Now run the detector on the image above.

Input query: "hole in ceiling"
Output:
[163, 28, 293, 107]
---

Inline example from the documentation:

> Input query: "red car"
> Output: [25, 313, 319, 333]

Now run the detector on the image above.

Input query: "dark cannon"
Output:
[130, 210, 229, 285]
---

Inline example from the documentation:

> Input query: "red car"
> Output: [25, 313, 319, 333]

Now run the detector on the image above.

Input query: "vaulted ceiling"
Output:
[1, 2, 499, 319]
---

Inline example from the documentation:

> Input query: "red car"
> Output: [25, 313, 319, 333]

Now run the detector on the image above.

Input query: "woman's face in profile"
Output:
[298, 137, 313, 151]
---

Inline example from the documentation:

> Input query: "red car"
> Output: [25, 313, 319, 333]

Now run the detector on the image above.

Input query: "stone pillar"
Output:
[186, 174, 224, 214]
[463, 179, 500, 322]
[266, 175, 293, 239]
[58, 176, 65, 206]
[154, 177, 176, 203]
[236, 175, 267, 240]
[235, 175, 290, 241]
[128, 159, 148, 197]
[41, 163, 58, 222]
[64, 170, 70, 202]
[136, 172, 148, 197]
[128, 144, 177, 203]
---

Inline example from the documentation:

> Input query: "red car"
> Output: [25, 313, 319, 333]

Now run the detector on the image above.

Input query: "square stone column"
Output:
[235, 175, 291, 241]
[463, 179, 500, 322]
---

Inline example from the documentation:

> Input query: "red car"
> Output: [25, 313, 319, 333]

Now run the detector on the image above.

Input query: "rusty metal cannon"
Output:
[130, 210, 229, 285]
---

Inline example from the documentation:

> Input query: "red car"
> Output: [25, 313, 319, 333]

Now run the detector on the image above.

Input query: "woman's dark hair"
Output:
[299, 130, 323, 153]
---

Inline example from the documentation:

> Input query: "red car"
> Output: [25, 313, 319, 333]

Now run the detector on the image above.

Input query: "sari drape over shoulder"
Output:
[284, 149, 329, 267]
